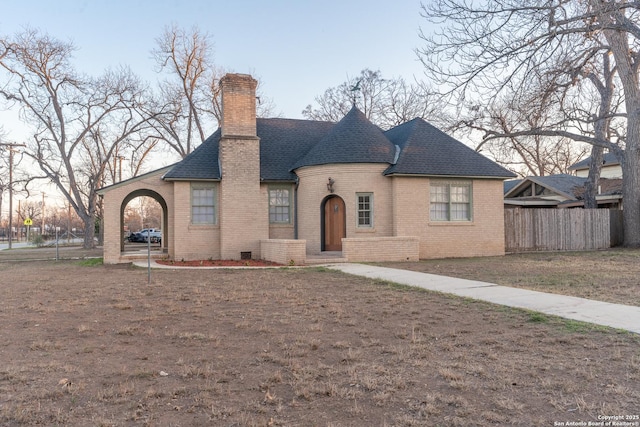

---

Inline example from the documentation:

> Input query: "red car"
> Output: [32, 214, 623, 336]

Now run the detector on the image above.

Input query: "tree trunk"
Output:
[82, 212, 96, 249]
[583, 145, 603, 209]
[598, 5, 640, 246]
[622, 143, 640, 247]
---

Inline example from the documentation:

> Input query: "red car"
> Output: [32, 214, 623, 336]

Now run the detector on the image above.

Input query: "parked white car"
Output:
[139, 228, 162, 243]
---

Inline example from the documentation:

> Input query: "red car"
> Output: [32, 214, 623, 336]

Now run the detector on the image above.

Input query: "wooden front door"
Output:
[324, 196, 345, 251]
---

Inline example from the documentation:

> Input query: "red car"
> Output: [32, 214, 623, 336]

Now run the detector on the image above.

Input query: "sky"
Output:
[0, 0, 429, 215]
[1, 0, 427, 122]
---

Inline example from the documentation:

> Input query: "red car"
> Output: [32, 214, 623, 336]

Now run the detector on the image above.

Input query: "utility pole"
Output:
[41, 191, 46, 238]
[0, 143, 26, 249]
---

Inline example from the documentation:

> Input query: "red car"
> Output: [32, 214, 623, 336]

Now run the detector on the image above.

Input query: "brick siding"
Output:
[295, 163, 393, 254]
[343, 236, 419, 262]
[100, 169, 173, 264]
[260, 239, 306, 265]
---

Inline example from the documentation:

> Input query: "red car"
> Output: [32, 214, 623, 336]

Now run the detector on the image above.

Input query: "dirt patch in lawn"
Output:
[381, 248, 640, 307]
[0, 259, 638, 426]
[157, 259, 283, 267]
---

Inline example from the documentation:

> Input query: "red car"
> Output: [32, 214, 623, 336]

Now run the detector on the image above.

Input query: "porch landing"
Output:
[305, 251, 348, 265]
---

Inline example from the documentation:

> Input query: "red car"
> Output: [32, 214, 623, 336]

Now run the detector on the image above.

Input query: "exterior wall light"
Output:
[327, 177, 335, 193]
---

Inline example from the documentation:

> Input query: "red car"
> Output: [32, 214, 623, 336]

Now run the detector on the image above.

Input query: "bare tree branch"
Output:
[0, 29, 156, 248]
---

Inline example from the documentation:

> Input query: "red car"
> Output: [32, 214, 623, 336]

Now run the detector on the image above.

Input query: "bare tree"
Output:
[465, 87, 590, 177]
[0, 29, 156, 248]
[16, 199, 41, 225]
[151, 25, 215, 157]
[150, 26, 275, 159]
[471, 48, 622, 204]
[302, 69, 445, 130]
[418, 0, 640, 246]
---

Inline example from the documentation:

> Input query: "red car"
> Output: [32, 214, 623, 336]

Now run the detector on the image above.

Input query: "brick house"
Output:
[98, 73, 515, 264]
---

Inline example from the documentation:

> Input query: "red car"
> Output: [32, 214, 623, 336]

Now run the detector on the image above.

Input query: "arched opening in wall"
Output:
[120, 190, 168, 254]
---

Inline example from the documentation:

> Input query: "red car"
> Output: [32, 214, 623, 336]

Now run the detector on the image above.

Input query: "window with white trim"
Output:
[430, 181, 472, 221]
[191, 183, 217, 224]
[269, 187, 291, 223]
[357, 193, 373, 227]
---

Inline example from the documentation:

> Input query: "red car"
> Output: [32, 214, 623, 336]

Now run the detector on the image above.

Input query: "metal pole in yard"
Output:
[55, 227, 59, 261]
[147, 230, 151, 285]
[1, 143, 26, 250]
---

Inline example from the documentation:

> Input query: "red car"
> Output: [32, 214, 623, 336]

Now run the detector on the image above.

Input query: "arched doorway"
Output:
[120, 189, 168, 253]
[322, 195, 345, 251]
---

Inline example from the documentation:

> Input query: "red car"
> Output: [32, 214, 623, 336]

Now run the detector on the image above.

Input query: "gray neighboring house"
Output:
[504, 174, 622, 209]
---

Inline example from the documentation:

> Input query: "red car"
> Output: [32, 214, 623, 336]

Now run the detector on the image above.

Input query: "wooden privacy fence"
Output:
[505, 209, 623, 252]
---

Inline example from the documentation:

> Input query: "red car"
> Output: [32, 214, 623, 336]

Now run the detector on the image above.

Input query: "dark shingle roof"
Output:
[258, 118, 334, 180]
[163, 119, 334, 181]
[163, 130, 221, 180]
[164, 107, 515, 182]
[384, 118, 516, 178]
[290, 106, 396, 170]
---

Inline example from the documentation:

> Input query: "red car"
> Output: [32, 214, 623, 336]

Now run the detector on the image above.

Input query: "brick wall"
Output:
[295, 164, 393, 254]
[269, 224, 295, 239]
[172, 181, 221, 261]
[220, 74, 257, 137]
[343, 236, 419, 262]
[260, 239, 306, 265]
[218, 73, 268, 260]
[219, 137, 268, 260]
[295, 165, 505, 259]
[393, 177, 506, 258]
[423, 179, 505, 258]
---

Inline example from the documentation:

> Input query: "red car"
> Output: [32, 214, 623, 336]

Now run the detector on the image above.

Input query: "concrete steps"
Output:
[305, 252, 348, 265]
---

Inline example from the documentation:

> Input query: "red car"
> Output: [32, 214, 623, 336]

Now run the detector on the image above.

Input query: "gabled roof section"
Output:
[504, 179, 523, 194]
[97, 165, 175, 195]
[505, 174, 586, 199]
[291, 106, 395, 170]
[528, 174, 586, 199]
[163, 130, 221, 181]
[383, 118, 516, 178]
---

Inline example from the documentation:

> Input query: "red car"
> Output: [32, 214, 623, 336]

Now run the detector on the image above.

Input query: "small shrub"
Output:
[31, 234, 46, 247]
[77, 258, 103, 267]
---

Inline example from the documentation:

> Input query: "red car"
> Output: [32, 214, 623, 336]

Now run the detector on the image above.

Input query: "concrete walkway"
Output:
[327, 264, 640, 335]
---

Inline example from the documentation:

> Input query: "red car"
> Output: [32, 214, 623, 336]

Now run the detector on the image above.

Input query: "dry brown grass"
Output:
[0, 256, 638, 426]
[382, 247, 640, 306]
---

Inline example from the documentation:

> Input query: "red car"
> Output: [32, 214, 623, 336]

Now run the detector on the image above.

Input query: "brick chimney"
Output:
[218, 73, 267, 260]
[220, 73, 257, 137]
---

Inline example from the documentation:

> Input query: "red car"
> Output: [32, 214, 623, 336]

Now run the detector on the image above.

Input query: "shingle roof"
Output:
[569, 152, 621, 170]
[528, 174, 586, 199]
[163, 107, 515, 182]
[505, 174, 587, 199]
[163, 119, 335, 181]
[504, 179, 523, 194]
[290, 106, 396, 170]
[163, 130, 221, 180]
[258, 118, 334, 180]
[383, 118, 516, 178]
